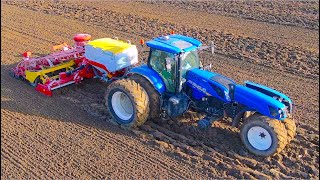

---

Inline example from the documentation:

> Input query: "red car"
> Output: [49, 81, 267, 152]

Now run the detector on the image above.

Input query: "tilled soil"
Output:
[1, 1, 319, 179]
[4, 0, 319, 78]
[142, 0, 320, 30]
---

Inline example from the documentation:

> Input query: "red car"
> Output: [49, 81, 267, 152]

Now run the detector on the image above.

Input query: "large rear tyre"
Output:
[129, 74, 161, 119]
[240, 114, 287, 157]
[105, 79, 150, 128]
[284, 118, 296, 143]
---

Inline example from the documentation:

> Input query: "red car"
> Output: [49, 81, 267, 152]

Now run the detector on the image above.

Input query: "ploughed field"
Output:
[1, 0, 319, 179]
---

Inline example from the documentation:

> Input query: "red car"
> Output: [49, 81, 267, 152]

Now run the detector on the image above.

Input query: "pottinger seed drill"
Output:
[10, 34, 136, 96]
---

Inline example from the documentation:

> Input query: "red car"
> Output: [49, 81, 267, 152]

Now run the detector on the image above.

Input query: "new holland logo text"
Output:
[187, 80, 211, 96]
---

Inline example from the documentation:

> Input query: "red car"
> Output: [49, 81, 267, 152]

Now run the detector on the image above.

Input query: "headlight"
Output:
[279, 109, 284, 118]
[224, 91, 231, 101]
[269, 106, 286, 118]
[280, 107, 287, 118]
[268, 106, 279, 117]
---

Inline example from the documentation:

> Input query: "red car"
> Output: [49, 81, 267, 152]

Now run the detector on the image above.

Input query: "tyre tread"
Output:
[129, 74, 161, 119]
[284, 118, 296, 143]
[105, 79, 150, 128]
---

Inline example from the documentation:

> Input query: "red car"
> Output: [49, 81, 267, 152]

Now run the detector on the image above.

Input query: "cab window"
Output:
[181, 50, 200, 78]
[149, 49, 176, 93]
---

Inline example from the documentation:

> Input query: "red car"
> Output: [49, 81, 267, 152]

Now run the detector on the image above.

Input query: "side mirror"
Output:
[203, 63, 212, 71]
[198, 41, 216, 55]
[140, 50, 149, 65]
[210, 41, 215, 55]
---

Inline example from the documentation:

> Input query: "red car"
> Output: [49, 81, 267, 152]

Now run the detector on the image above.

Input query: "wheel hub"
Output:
[111, 92, 134, 121]
[247, 126, 272, 151]
[259, 132, 266, 138]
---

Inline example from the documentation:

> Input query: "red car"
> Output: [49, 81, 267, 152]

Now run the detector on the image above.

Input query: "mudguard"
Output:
[129, 65, 166, 94]
[234, 85, 287, 120]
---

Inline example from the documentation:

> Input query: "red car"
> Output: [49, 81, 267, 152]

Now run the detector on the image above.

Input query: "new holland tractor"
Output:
[104, 34, 296, 157]
[11, 33, 296, 157]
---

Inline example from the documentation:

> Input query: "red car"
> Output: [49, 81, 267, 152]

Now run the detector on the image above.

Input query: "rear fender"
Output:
[128, 65, 166, 94]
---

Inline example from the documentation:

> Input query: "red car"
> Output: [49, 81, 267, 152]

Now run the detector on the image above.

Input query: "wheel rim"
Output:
[111, 92, 134, 121]
[247, 126, 272, 151]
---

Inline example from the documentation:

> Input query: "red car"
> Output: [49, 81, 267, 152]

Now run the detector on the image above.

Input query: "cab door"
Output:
[148, 49, 177, 93]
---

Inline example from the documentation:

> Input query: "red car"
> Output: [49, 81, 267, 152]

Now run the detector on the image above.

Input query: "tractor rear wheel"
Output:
[240, 114, 287, 157]
[284, 118, 296, 143]
[105, 79, 150, 128]
[129, 74, 161, 119]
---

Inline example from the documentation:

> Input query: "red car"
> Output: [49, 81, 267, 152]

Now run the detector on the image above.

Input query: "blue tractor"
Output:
[105, 34, 296, 157]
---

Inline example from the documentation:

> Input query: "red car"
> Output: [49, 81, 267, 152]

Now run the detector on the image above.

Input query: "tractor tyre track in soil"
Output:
[1, 1, 319, 179]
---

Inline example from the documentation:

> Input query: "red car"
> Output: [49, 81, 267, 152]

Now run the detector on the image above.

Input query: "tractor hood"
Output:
[186, 68, 236, 102]
[186, 68, 291, 120]
[244, 81, 292, 113]
[234, 84, 287, 120]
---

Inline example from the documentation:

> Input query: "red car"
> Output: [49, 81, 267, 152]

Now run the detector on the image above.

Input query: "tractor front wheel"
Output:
[240, 114, 287, 157]
[105, 79, 150, 128]
[284, 118, 296, 143]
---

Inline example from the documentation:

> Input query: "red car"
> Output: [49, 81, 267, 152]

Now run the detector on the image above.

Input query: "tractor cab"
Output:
[146, 34, 202, 93]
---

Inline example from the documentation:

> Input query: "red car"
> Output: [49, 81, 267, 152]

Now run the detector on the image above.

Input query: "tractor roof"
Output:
[146, 34, 202, 54]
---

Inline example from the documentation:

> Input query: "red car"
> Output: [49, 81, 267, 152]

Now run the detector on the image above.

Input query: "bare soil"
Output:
[1, 1, 319, 179]
[142, 0, 320, 30]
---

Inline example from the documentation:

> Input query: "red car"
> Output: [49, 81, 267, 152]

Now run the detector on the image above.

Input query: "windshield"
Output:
[181, 50, 200, 77]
